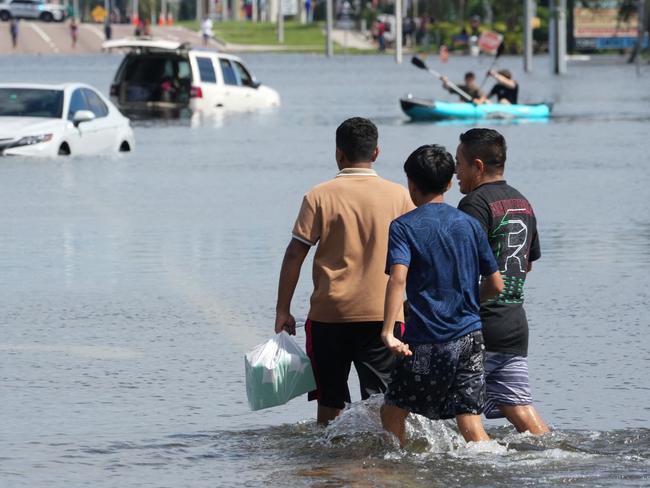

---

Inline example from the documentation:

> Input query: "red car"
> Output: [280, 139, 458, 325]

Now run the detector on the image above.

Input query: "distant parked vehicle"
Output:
[0, 0, 66, 22]
[103, 39, 281, 118]
[0, 83, 135, 157]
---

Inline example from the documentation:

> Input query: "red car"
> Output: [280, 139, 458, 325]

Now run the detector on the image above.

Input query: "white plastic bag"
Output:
[245, 331, 316, 411]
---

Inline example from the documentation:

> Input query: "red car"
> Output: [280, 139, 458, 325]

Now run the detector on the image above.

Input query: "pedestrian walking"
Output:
[70, 18, 78, 48]
[10, 18, 19, 49]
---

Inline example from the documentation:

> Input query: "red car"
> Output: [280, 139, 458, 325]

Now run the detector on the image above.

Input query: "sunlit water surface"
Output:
[1, 54, 649, 487]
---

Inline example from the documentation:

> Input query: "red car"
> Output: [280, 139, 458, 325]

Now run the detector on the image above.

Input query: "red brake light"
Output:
[190, 86, 203, 98]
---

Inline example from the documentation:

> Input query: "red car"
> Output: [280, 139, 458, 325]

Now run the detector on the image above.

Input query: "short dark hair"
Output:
[335, 117, 378, 163]
[464, 71, 476, 80]
[459, 128, 507, 173]
[403, 144, 455, 195]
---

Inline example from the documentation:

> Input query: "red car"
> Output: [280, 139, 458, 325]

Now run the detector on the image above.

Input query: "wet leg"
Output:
[456, 413, 490, 442]
[380, 403, 409, 447]
[317, 404, 342, 426]
[499, 404, 549, 435]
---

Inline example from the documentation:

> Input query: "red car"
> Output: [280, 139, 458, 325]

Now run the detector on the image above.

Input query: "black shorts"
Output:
[384, 330, 485, 420]
[306, 320, 404, 410]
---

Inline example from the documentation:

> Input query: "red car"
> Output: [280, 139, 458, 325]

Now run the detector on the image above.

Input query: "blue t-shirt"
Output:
[386, 203, 498, 345]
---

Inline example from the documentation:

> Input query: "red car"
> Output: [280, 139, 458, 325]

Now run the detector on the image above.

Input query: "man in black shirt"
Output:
[479, 69, 518, 105]
[455, 128, 549, 435]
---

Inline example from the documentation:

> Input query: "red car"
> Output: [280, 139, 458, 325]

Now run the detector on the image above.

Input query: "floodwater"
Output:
[1, 53, 649, 487]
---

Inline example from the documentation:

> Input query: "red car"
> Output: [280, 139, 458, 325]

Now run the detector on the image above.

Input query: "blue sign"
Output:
[595, 36, 649, 49]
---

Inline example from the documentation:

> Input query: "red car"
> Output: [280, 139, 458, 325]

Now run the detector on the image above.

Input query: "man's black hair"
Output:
[335, 117, 378, 163]
[459, 128, 507, 173]
[403, 144, 455, 195]
[464, 71, 476, 80]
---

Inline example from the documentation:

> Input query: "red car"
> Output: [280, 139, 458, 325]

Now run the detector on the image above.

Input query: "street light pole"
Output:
[277, 0, 284, 43]
[325, 0, 333, 57]
[395, 0, 402, 63]
[549, 0, 567, 74]
[523, 0, 533, 72]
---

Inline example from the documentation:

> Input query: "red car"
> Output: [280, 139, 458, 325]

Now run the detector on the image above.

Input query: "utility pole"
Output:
[549, 0, 567, 74]
[325, 0, 333, 56]
[636, 0, 646, 75]
[277, 0, 284, 42]
[395, 0, 403, 63]
[523, 0, 533, 72]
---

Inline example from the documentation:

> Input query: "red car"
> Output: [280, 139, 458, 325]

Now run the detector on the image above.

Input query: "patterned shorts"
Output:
[384, 330, 485, 420]
[483, 352, 533, 419]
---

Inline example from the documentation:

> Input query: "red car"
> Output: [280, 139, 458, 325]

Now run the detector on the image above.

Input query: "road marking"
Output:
[28, 22, 59, 53]
[81, 23, 105, 41]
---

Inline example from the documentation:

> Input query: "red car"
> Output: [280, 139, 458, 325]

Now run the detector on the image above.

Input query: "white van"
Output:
[103, 40, 280, 118]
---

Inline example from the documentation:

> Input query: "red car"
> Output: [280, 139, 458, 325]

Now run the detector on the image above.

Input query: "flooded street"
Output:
[1, 53, 649, 486]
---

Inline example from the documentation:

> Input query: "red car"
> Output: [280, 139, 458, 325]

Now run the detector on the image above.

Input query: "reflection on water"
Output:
[0, 54, 649, 487]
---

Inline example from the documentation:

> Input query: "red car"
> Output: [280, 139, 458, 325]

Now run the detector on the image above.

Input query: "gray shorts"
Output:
[483, 352, 533, 419]
[384, 330, 485, 420]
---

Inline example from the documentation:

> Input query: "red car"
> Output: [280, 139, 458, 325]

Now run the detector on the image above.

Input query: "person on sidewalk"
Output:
[10, 18, 19, 48]
[456, 128, 550, 435]
[274, 117, 414, 426]
[69, 18, 78, 49]
[201, 16, 213, 46]
[380, 144, 504, 446]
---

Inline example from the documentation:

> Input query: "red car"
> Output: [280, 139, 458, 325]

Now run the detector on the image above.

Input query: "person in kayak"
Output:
[441, 72, 484, 104]
[479, 69, 518, 105]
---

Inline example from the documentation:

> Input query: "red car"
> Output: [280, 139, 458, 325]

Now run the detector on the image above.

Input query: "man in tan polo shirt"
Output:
[274, 117, 414, 425]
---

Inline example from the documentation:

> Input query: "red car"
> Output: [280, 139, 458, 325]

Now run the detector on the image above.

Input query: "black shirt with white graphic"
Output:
[458, 181, 540, 356]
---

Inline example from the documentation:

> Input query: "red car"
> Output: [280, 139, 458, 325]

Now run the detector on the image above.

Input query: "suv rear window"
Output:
[117, 54, 193, 105]
[196, 57, 217, 83]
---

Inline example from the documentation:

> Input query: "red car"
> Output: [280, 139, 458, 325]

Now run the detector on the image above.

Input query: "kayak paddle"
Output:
[478, 42, 505, 90]
[411, 56, 473, 103]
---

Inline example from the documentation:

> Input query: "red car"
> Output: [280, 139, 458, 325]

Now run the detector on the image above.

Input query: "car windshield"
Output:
[0, 88, 64, 118]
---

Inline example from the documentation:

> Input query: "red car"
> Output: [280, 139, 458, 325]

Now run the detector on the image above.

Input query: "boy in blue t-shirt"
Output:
[380, 144, 504, 446]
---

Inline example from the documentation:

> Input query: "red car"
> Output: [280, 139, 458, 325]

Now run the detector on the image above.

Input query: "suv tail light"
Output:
[190, 86, 203, 98]
[110, 84, 119, 97]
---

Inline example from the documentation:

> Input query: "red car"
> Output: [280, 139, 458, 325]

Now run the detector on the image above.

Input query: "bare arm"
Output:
[479, 270, 504, 303]
[488, 70, 517, 89]
[381, 264, 412, 357]
[274, 238, 310, 334]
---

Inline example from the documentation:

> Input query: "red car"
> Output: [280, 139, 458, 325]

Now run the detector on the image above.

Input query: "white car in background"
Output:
[0, 83, 135, 157]
[103, 39, 280, 118]
[0, 0, 66, 22]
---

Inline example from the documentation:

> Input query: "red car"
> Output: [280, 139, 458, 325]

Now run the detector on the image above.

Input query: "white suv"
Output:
[104, 40, 280, 118]
[0, 0, 66, 22]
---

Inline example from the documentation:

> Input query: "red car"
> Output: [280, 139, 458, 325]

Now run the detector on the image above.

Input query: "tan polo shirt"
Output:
[292, 167, 414, 323]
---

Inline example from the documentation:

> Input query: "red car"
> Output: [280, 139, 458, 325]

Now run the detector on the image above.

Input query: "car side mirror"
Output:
[73, 110, 95, 127]
[250, 80, 261, 89]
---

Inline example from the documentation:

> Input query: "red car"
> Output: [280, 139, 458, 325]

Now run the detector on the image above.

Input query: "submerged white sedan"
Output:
[0, 83, 135, 157]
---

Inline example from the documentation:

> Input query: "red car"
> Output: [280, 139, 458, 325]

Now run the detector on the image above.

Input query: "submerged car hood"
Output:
[0, 117, 66, 138]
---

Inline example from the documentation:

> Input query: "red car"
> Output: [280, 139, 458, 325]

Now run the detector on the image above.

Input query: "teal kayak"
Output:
[401, 94, 552, 121]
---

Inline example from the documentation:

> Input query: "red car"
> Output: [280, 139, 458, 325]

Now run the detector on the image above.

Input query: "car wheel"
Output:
[0, 11, 11, 21]
[40, 12, 53, 22]
[58, 143, 70, 156]
[119, 141, 131, 152]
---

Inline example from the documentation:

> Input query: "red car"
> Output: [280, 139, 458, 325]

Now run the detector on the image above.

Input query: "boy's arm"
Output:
[275, 238, 310, 335]
[479, 271, 504, 303]
[382, 264, 412, 357]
